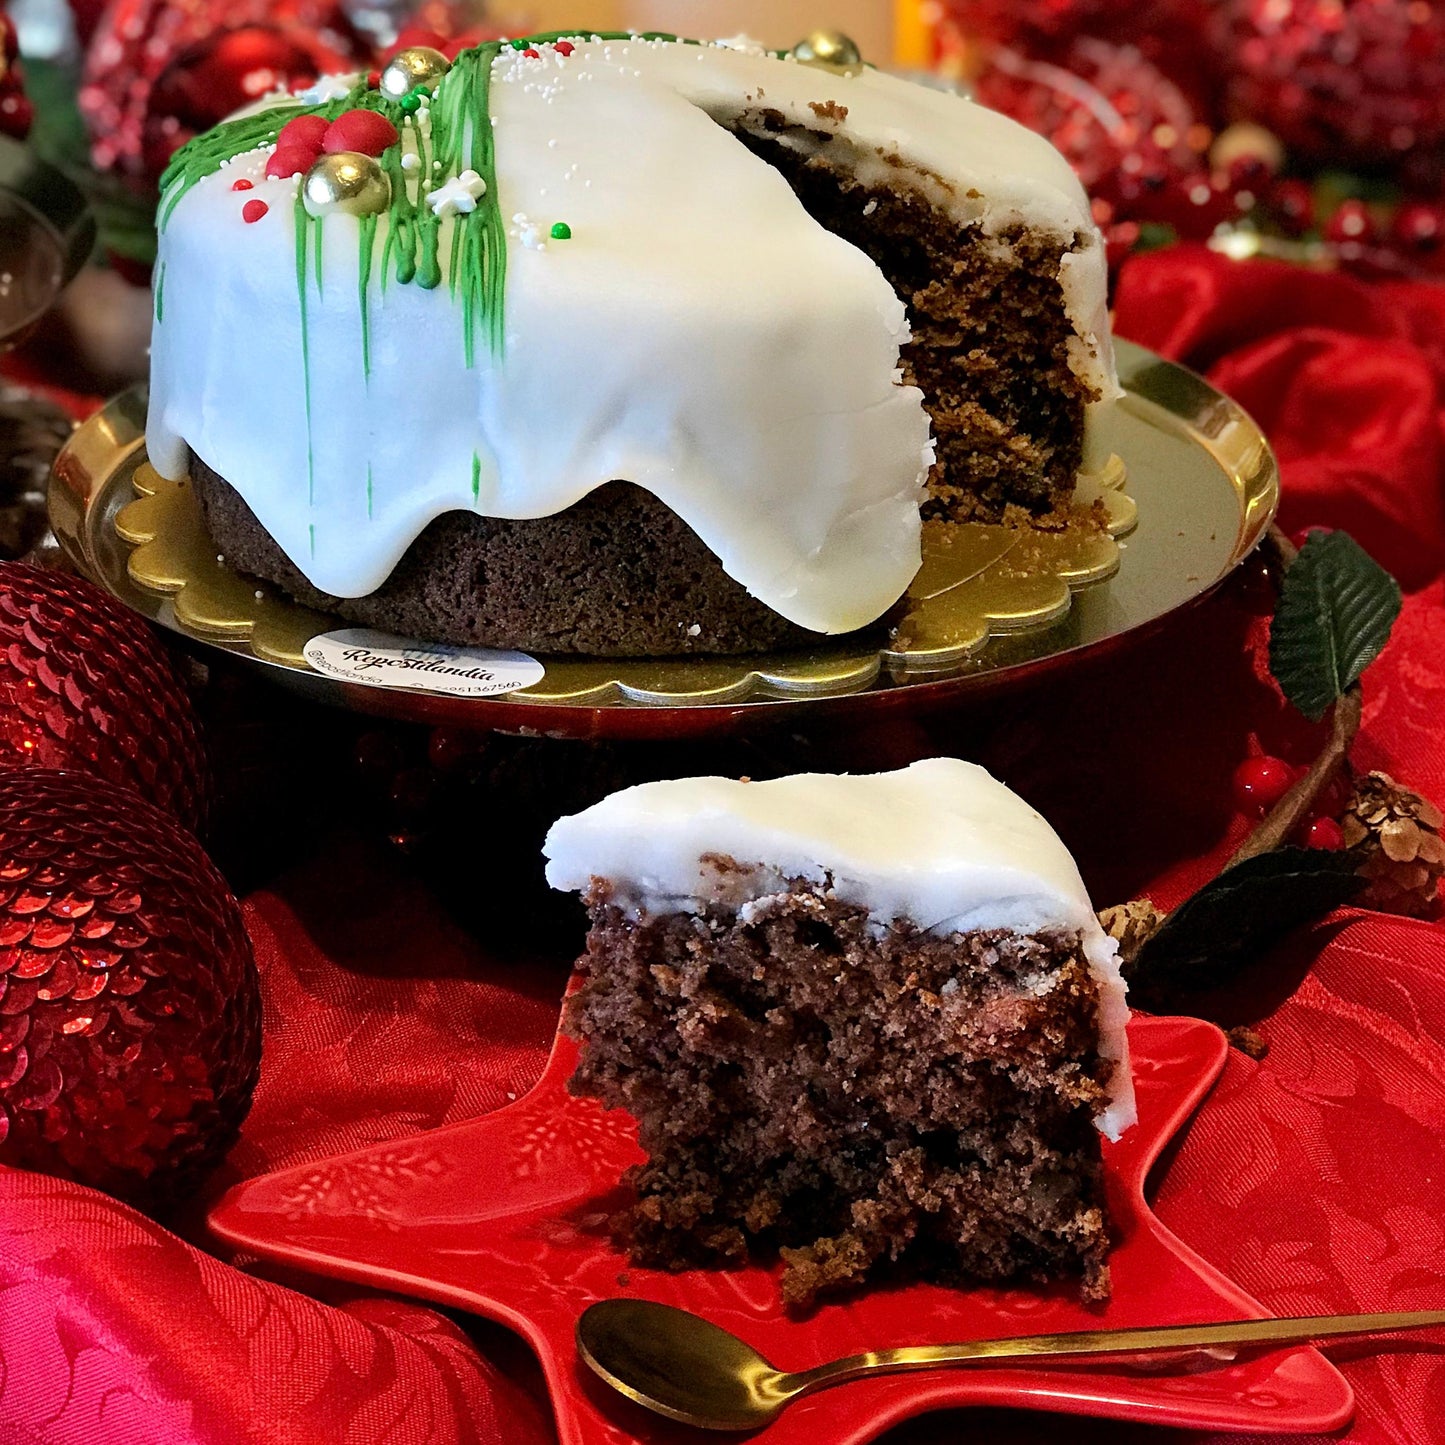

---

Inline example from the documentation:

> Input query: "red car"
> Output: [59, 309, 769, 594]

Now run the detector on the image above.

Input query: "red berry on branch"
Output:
[0, 769, 258, 1201]
[322, 108, 398, 157]
[1392, 200, 1445, 252]
[1269, 178, 1316, 236]
[1233, 755, 1295, 815]
[1324, 199, 1378, 246]
[1302, 816, 1346, 851]
[0, 564, 208, 833]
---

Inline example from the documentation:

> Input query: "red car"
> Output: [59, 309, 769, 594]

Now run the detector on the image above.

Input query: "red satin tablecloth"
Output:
[3, 245, 1445, 1444]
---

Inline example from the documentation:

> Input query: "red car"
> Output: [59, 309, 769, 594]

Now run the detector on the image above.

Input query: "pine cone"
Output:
[1340, 771, 1445, 918]
[1098, 897, 1166, 976]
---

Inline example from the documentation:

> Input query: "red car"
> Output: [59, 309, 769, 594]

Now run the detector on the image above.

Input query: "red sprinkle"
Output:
[554, 40, 574, 55]
[322, 108, 400, 157]
[367, 68, 381, 88]
[521, 46, 540, 58]
[277, 113, 329, 150]
[242, 199, 269, 224]
[230, 178, 254, 191]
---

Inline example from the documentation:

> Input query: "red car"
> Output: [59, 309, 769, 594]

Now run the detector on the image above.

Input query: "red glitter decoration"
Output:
[322, 107, 398, 156]
[0, 768, 259, 1200]
[230, 177, 253, 190]
[242, 198, 268, 222]
[78, 0, 369, 188]
[1219, 0, 1445, 171]
[0, 564, 208, 834]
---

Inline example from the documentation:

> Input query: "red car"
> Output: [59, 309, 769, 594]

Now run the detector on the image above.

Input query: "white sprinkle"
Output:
[547, 138, 558, 148]
[686, 623, 701, 637]
[863, 198, 878, 216]
[254, 590, 265, 600]
[401, 152, 420, 171]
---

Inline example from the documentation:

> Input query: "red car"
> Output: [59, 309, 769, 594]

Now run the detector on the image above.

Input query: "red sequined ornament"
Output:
[0, 564, 208, 833]
[0, 769, 259, 1200]
[1220, 0, 1445, 171]
[77, 0, 370, 188]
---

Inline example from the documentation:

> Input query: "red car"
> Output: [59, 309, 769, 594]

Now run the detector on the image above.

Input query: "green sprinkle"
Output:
[510, 38, 529, 49]
[471, 452, 481, 500]
[309, 522, 316, 557]
[366, 462, 374, 518]
[550, 221, 572, 240]
[154, 263, 165, 322]
[399, 91, 422, 113]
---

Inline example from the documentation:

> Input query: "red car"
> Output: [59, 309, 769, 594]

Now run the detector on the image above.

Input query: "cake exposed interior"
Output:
[568, 881, 1116, 1307]
[731, 117, 1096, 522]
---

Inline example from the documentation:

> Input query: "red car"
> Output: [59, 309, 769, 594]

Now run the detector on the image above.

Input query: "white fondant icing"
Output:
[147, 37, 1119, 635]
[543, 757, 1135, 1138]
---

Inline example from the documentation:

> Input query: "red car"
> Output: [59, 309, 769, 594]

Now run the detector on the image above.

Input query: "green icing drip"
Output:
[358, 214, 376, 376]
[295, 197, 315, 506]
[154, 263, 164, 322]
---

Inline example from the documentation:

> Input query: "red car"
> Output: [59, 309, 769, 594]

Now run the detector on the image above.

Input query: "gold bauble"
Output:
[790, 29, 865, 76]
[378, 45, 451, 100]
[301, 152, 391, 219]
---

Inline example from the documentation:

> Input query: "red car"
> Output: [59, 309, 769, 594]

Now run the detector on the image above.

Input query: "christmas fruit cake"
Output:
[146, 33, 1120, 656]
[543, 758, 1134, 1306]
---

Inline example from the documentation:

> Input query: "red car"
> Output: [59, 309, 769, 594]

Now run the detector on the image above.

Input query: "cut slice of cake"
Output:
[543, 758, 1134, 1307]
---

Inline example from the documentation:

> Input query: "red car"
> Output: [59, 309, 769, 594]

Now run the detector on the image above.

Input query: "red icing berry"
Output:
[1325, 199, 1378, 247]
[242, 199, 269, 223]
[230, 178, 253, 191]
[1233, 755, 1295, 816]
[277, 113, 329, 151]
[265, 145, 316, 179]
[1302, 816, 1345, 851]
[555, 40, 575, 56]
[522, 46, 540, 58]
[322, 108, 399, 157]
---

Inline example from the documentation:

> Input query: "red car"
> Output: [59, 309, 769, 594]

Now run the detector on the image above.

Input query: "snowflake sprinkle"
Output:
[427, 169, 488, 217]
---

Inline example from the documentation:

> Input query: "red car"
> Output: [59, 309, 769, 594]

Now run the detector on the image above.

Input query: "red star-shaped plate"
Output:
[210, 1011, 1353, 1442]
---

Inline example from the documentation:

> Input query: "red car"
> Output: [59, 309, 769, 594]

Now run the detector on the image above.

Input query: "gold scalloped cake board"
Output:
[116, 462, 1135, 706]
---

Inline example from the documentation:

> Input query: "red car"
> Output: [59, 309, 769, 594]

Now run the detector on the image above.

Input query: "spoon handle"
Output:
[801, 1308, 1445, 1390]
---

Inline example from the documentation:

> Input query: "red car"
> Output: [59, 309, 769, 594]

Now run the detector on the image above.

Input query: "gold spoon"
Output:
[577, 1297, 1445, 1432]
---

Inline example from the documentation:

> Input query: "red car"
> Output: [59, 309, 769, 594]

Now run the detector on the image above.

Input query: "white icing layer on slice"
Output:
[147, 36, 1118, 635]
[543, 757, 1135, 1138]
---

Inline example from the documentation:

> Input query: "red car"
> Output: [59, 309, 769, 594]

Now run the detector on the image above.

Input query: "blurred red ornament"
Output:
[79, 0, 370, 188]
[0, 768, 259, 1200]
[0, 9, 32, 141]
[1323, 198, 1380, 246]
[974, 36, 1228, 260]
[1220, 0, 1445, 172]
[0, 564, 209, 833]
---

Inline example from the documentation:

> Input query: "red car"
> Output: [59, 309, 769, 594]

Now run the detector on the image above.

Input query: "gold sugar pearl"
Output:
[379, 45, 451, 101]
[790, 30, 865, 76]
[302, 152, 391, 219]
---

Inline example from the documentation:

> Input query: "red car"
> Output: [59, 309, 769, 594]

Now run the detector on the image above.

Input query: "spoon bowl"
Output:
[577, 1297, 791, 1430]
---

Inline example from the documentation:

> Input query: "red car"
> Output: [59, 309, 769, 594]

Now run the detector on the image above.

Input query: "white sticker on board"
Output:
[303, 628, 545, 697]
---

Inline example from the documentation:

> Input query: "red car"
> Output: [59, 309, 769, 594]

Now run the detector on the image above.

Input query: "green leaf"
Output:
[1129, 848, 1363, 1014]
[1269, 529, 1401, 721]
